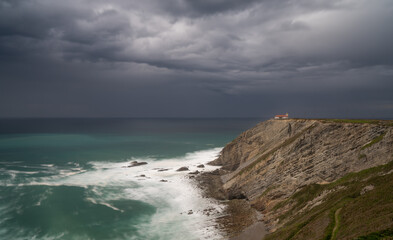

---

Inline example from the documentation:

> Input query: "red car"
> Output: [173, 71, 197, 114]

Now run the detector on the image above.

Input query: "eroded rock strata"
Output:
[205, 119, 393, 238]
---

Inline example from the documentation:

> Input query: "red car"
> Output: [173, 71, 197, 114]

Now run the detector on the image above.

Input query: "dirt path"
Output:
[332, 208, 342, 239]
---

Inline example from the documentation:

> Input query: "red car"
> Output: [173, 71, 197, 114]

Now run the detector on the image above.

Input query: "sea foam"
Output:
[1, 147, 226, 240]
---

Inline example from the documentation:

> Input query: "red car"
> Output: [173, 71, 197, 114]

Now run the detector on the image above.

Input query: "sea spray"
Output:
[0, 118, 262, 239]
[1, 148, 226, 240]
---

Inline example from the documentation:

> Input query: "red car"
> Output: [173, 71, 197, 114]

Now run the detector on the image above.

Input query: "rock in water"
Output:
[176, 166, 189, 171]
[157, 168, 170, 172]
[128, 161, 148, 167]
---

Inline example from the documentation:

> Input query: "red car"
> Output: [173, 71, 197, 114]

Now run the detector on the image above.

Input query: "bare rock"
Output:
[176, 166, 189, 171]
[204, 118, 393, 232]
[360, 185, 375, 195]
[157, 168, 170, 172]
[128, 161, 148, 167]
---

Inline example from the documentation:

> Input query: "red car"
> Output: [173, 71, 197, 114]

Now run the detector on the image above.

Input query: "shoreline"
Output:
[192, 169, 267, 239]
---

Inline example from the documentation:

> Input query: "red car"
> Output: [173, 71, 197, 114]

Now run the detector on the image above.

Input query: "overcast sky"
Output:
[1, 0, 392, 118]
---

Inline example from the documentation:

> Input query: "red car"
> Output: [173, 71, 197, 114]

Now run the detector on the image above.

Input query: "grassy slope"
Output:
[264, 160, 393, 240]
[291, 118, 393, 126]
[306, 119, 393, 126]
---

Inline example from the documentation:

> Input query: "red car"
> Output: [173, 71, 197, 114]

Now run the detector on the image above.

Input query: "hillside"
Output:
[209, 119, 393, 239]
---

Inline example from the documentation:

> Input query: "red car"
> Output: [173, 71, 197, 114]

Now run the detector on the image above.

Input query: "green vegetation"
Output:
[323, 209, 336, 240]
[285, 216, 318, 240]
[361, 132, 386, 150]
[320, 119, 382, 124]
[264, 160, 393, 240]
[322, 208, 342, 240]
[355, 228, 393, 239]
[331, 208, 341, 240]
[272, 183, 323, 213]
[292, 118, 393, 126]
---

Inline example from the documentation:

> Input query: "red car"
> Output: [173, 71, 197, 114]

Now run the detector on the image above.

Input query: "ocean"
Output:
[0, 118, 262, 240]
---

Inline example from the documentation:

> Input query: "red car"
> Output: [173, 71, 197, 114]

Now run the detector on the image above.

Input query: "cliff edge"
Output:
[210, 119, 393, 239]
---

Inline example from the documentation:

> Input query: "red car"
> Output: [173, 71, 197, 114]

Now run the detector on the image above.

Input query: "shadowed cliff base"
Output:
[200, 118, 393, 239]
[194, 170, 266, 239]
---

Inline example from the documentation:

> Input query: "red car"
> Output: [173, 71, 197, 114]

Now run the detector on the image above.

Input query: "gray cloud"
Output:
[0, 0, 393, 118]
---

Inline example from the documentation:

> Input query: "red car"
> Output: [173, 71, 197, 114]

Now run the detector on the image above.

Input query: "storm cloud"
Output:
[1, 0, 393, 118]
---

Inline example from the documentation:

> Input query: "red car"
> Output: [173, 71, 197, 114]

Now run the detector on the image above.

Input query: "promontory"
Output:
[201, 118, 393, 240]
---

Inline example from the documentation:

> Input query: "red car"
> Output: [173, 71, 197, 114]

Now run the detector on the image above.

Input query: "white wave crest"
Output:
[1, 147, 225, 239]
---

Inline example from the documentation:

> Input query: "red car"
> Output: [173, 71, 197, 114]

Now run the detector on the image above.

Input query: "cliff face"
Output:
[211, 119, 393, 235]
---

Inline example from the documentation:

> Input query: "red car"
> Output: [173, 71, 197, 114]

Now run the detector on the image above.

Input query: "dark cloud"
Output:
[155, 0, 260, 17]
[0, 0, 393, 118]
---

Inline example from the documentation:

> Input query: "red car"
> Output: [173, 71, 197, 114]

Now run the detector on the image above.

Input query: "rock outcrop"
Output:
[210, 119, 393, 233]
[128, 161, 148, 167]
[176, 166, 189, 171]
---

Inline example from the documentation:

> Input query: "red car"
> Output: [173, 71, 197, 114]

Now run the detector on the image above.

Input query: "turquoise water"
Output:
[0, 118, 262, 240]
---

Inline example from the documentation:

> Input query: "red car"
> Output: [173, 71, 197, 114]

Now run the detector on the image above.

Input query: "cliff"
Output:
[210, 119, 393, 239]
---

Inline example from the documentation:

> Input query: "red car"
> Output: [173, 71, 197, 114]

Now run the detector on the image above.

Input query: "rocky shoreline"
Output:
[192, 118, 393, 240]
[193, 169, 266, 239]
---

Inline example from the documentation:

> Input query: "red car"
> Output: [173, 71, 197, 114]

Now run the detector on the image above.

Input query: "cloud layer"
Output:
[1, 0, 393, 118]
